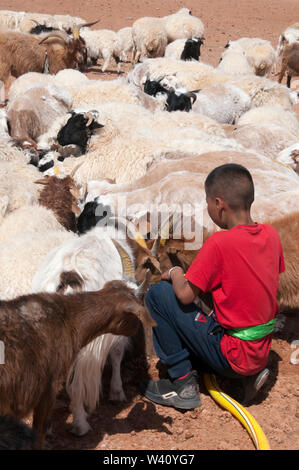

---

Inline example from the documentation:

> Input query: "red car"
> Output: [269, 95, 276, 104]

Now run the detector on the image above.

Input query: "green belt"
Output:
[226, 318, 277, 341]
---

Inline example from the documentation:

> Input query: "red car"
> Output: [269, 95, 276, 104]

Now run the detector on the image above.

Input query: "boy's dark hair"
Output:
[205, 163, 254, 210]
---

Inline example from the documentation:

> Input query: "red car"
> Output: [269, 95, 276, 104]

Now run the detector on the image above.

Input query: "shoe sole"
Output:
[144, 390, 202, 410]
[255, 368, 270, 391]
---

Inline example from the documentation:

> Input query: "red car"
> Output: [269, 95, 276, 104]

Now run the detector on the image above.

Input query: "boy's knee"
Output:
[145, 281, 173, 306]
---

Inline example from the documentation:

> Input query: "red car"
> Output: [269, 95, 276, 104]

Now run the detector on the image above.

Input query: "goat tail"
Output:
[0, 415, 36, 450]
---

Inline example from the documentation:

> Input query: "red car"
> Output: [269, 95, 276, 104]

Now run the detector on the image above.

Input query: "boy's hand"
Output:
[161, 271, 171, 281]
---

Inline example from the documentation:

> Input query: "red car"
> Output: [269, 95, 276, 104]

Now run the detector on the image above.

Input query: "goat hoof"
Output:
[69, 422, 92, 436]
[109, 390, 127, 402]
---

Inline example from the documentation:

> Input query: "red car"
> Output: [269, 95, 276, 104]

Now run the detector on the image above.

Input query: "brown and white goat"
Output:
[35, 167, 82, 232]
[0, 280, 155, 449]
[0, 22, 94, 96]
[278, 42, 299, 88]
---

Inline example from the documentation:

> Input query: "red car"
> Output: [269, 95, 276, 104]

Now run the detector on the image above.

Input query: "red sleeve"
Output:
[279, 239, 285, 274]
[185, 236, 222, 292]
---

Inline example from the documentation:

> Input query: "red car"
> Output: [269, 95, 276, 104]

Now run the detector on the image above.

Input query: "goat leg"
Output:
[32, 380, 57, 449]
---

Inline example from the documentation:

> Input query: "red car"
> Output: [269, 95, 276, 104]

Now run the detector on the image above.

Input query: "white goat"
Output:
[31, 223, 153, 436]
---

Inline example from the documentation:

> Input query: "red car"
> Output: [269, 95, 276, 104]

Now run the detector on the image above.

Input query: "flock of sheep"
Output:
[0, 7, 298, 450]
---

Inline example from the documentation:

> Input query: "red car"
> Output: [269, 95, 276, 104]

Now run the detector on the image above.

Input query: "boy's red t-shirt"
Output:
[185, 223, 285, 376]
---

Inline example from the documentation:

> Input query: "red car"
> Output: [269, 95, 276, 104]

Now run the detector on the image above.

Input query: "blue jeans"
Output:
[145, 281, 240, 379]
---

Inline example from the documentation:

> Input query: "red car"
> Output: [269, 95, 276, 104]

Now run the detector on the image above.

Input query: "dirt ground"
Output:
[1, 0, 299, 452]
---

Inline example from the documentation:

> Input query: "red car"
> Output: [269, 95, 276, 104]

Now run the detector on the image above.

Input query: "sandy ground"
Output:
[1, 0, 299, 451]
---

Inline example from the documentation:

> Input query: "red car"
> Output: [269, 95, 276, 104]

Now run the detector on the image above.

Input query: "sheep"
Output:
[236, 105, 299, 136]
[228, 74, 298, 110]
[275, 23, 299, 71]
[81, 149, 298, 240]
[277, 42, 299, 88]
[0, 160, 41, 222]
[217, 42, 255, 76]
[0, 11, 88, 34]
[7, 83, 73, 149]
[0, 29, 87, 96]
[224, 123, 298, 162]
[128, 58, 229, 92]
[116, 26, 134, 62]
[219, 37, 276, 77]
[0, 230, 76, 300]
[79, 28, 122, 73]
[161, 8, 204, 43]
[0, 205, 66, 244]
[132, 17, 168, 64]
[8, 69, 89, 102]
[0, 280, 155, 448]
[164, 37, 204, 61]
[275, 143, 299, 173]
[31, 222, 158, 436]
[191, 83, 251, 124]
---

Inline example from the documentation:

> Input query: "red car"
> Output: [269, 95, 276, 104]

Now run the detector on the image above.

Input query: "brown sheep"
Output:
[278, 42, 299, 88]
[0, 280, 155, 449]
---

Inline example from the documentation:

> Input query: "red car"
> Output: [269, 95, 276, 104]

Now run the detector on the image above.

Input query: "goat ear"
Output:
[34, 178, 49, 185]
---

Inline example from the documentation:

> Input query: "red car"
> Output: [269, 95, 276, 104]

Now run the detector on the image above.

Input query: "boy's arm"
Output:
[162, 266, 201, 305]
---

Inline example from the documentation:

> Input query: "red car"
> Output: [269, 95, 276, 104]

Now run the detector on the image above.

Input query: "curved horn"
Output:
[73, 19, 100, 39]
[70, 162, 83, 178]
[39, 30, 69, 45]
[186, 91, 197, 103]
[111, 239, 135, 279]
[30, 19, 41, 26]
[135, 268, 151, 298]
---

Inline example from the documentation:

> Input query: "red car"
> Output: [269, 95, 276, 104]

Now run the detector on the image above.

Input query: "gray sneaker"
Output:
[141, 371, 202, 410]
[242, 368, 270, 406]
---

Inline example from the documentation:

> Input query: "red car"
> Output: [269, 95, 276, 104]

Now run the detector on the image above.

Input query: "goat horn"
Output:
[110, 215, 148, 249]
[186, 91, 197, 103]
[30, 19, 41, 25]
[135, 268, 151, 298]
[111, 239, 135, 279]
[110, 215, 162, 274]
[73, 19, 100, 39]
[34, 178, 49, 185]
[151, 213, 174, 257]
[84, 111, 95, 127]
[70, 162, 83, 178]
[39, 31, 69, 44]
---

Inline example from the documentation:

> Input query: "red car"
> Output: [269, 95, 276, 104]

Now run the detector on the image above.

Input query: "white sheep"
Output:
[7, 82, 73, 149]
[0, 205, 66, 244]
[8, 69, 89, 102]
[191, 83, 251, 124]
[0, 229, 75, 300]
[0, 160, 41, 222]
[161, 8, 204, 43]
[228, 74, 298, 110]
[236, 105, 299, 137]
[225, 123, 298, 162]
[275, 23, 299, 71]
[219, 37, 276, 77]
[132, 17, 168, 63]
[80, 28, 122, 73]
[116, 26, 134, 62]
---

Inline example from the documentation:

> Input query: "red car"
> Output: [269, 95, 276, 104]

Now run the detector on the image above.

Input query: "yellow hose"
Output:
[203, 373, 271, 450]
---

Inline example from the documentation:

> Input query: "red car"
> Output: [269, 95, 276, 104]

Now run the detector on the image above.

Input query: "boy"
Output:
[142, 163, 285, 409]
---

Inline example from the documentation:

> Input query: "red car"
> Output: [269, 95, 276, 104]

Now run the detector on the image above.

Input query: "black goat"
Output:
[29, 23, 58, 35]
[57, 111, 104, 154]
[180, 37, 205, 61]
[77, 199, 113, 234]
[143, 77, 168, 97]
[165, 89, 197, 112]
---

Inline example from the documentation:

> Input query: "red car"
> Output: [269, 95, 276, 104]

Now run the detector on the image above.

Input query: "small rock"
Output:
[184, 432, 194, 440]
